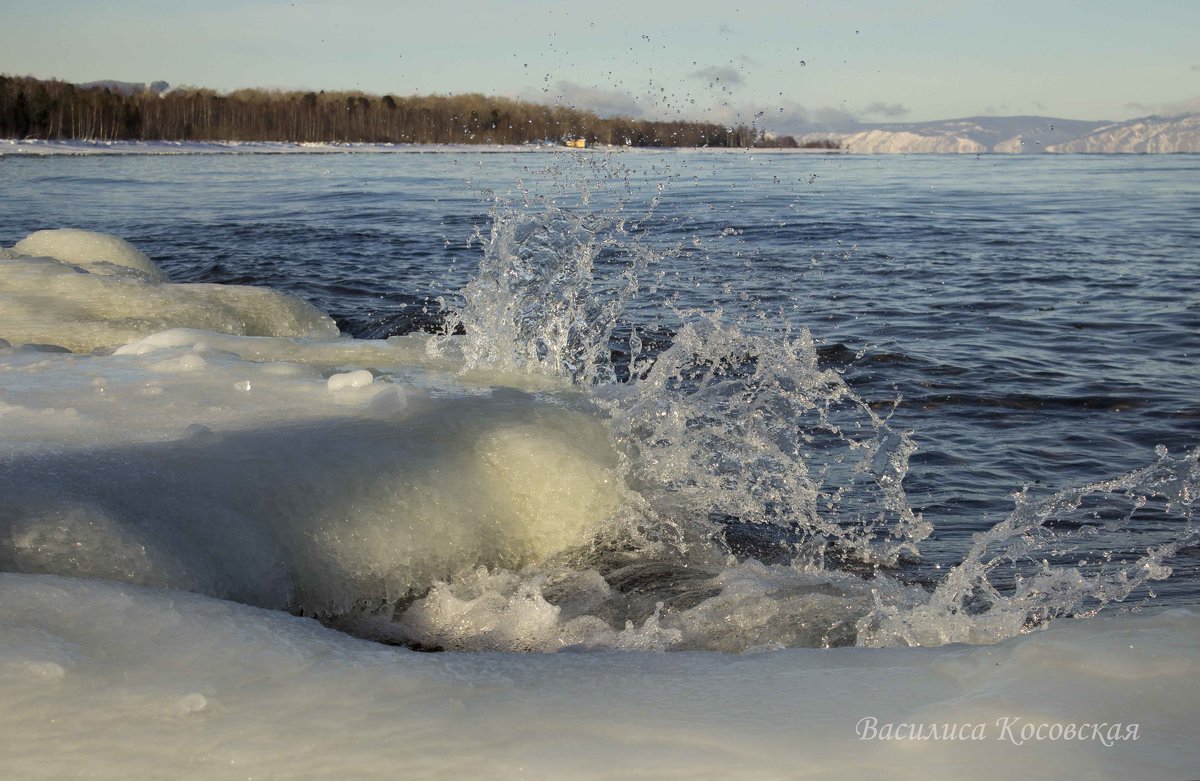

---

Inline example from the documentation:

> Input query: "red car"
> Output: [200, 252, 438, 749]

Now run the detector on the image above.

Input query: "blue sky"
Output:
[3, 0, 1198, 131]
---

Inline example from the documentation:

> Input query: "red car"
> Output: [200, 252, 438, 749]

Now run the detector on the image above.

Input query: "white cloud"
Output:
[862, 101, 910, 118]
[1126, 95, 1200, 117]
[522, 81, 646, 119]
[689, 65, 745, 86]
[697, 100, 860, 136]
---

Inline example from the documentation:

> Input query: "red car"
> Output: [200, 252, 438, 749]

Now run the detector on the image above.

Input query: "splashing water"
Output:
[402, 188, 1200, 653]
[596, 310, 930, 567]
[858, 446, 1200, 647]
[436, 183, 661, 386]
[447, 208, 634, 385]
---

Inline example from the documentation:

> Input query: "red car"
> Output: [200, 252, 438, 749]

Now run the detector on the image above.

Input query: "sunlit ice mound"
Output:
[0, 333, 623, 617]
[1, 224, 1198, 655]
[0, 228, 624, 622]
[0, 229, 337, 352]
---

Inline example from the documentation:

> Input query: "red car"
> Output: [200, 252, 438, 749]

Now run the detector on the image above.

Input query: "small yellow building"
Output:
[564, 137, 587, 148]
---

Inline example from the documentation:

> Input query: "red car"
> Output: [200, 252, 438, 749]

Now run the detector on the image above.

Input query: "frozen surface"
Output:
[13, 229, 166, 280]
[1, 574, 1197, 780]
[0, 335, 621, 614]
[0, 229, 625, 614]
[1, 230, 338, 351]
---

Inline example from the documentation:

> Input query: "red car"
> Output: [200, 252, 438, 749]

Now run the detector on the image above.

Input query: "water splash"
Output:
[375, 445, 1197, 652]
[438, 204, 650, 385]
[858, 446, 1200, 647]
[400, 188, 1199, 653]
[596, 310, 930, 568]
[435, 158, 669, 386]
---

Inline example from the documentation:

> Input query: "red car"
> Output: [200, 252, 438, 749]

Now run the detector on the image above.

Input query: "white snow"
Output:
[1047, 115, 1200, 153]
[0, 573, 1196, 780]
[992, 135, 1027, 154]
[0, 140, 598, 156]
[0, 231, 623, 613]
[327, 368, 375, 391]
[838, 129, 987, 154]
[0, 338, 622, 613]
[804, 114, 1199, 154]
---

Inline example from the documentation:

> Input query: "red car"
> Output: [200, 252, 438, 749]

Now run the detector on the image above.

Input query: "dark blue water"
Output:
[3, 150, 1198, 601]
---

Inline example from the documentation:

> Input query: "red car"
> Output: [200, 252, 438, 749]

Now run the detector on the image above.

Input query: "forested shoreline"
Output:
[0, 75, 817, 148]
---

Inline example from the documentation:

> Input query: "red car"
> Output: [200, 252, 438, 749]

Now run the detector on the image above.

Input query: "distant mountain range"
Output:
[803, 114, 1200, 154]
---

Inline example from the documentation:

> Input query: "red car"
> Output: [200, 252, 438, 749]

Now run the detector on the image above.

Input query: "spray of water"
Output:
[858, 446, 1200, 647]
[404, 182, 1198, 653]
[439, 204, 649, 386]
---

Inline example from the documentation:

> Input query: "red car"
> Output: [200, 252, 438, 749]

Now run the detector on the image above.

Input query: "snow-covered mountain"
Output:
[831, 129, 986, 154]
[1046, 115, 1200, 153]
[802, 113, 1200, 154]
[831, 116, 1105, 154]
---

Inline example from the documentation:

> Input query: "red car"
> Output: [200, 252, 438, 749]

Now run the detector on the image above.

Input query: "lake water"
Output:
[4, 150, 1197, 598]
[1, 149, 1198, 778]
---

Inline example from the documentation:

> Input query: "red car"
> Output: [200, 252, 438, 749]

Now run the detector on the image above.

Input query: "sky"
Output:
[3, 0, 1199, 134]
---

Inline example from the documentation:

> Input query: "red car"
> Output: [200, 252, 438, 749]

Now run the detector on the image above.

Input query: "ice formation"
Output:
[0, 229, 337, 352]
[1, 574, 1197, 779]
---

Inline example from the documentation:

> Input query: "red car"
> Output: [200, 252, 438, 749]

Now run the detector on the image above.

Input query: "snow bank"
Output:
[0, 230, 622, 615]
[0, 140, 590, 156]
[1, 573, 1196, 780]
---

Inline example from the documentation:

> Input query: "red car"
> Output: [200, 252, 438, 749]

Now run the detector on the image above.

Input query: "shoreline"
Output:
[0, 139, 846, 157]
[5, 139, 1198, 157]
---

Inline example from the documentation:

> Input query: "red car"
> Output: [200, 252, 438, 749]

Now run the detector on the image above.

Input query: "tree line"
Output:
[0, 75, 823, 148]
